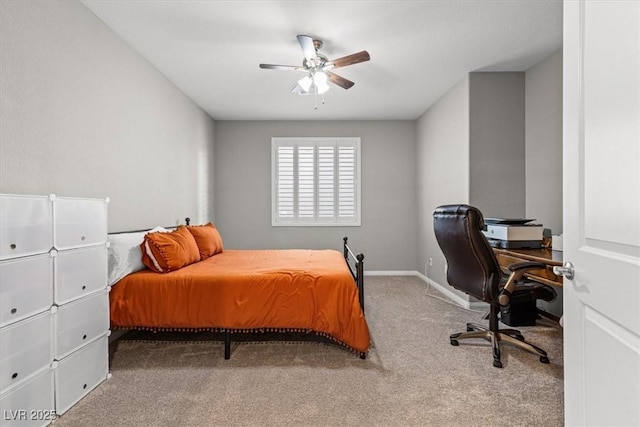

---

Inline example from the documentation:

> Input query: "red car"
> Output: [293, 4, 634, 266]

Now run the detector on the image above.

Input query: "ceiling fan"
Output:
[259, 35, 370, 96]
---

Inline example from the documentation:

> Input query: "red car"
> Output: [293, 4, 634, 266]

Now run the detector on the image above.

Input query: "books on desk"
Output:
[482, 218, 543, 249]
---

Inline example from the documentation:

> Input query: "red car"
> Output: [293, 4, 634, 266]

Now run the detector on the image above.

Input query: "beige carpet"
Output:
[55, 276, 564, 426]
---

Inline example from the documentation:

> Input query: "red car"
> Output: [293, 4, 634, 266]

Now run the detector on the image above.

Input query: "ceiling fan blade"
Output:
[326, 71, 355, 90]
[260, 64, 304, 71]
[327, 51, 370, 68]
[297, 35, 316, 61]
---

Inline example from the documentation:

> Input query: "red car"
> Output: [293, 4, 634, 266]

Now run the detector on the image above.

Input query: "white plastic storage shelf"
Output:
[0, 193, 110, 425]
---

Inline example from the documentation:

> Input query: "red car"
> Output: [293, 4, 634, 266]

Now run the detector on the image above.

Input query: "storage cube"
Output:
[0, 368, 55, 427]
[54, 335, 108, 415]
[0, 312, 53, 394]
[53, 197, 108, 251]
[54, 291, 109, 359]
[0, 195, 52, 260]
[54, 245, 107, 304]
[0, 253, 53, 327]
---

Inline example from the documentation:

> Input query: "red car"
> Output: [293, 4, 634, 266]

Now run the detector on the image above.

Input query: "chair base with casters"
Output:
[450, 305, 550, 368]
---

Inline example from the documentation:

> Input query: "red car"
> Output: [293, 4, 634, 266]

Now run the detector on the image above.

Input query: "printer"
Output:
[482, 218, 543, 249]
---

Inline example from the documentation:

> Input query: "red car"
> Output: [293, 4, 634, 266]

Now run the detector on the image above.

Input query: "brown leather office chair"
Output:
[433, 204, 557, 368]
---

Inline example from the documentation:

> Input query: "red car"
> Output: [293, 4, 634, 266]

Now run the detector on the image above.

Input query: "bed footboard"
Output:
[343, 237, 365, 314]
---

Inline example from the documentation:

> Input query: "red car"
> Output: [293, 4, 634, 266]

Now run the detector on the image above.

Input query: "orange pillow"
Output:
[140, 226, 200, 273]
[187, 222, 224, 259]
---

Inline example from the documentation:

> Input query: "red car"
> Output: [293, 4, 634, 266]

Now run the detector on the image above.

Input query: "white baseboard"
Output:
[365, 270, 488, 311]
[364, 270, 417, 276]
[414, 272, 487, 310]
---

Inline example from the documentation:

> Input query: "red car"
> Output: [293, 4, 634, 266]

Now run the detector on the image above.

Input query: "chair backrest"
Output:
[433, 204, 502, 303]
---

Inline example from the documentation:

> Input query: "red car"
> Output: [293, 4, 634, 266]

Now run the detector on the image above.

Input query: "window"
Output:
[272, 137, 361, 226]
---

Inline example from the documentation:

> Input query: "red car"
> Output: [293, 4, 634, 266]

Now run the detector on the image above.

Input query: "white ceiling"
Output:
[81, 0, 563, 121]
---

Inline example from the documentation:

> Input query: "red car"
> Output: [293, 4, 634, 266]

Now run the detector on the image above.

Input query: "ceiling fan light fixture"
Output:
[314, 70, 328, 84]
[314, 71, 330, 94]
[315, 80, 330, 94]
[298, 75, 313, 92]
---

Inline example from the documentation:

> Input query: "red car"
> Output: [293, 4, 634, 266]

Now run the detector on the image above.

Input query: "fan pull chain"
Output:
[312, 85, 326, 110]
[314, 86, 318, 110]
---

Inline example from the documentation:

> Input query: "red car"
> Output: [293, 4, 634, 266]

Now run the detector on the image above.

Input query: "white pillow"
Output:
[108, 226, 167, 285]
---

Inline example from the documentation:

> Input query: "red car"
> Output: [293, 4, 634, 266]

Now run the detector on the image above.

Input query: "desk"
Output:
[493, 248, 563, 287]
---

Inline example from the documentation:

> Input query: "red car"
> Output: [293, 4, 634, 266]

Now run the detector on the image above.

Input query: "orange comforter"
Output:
[110, 249, 370, 353]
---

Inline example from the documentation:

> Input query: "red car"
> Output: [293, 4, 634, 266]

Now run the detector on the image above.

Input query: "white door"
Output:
[563, 1, 640, 426]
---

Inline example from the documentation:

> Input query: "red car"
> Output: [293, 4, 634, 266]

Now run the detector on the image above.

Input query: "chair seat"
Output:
[508, 281, 557, 305]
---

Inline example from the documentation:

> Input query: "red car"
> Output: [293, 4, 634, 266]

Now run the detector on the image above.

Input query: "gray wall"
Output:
[525, 49, 563, 317]
[469, 72, 526, 218]
[525, 49, 563, 235]
[214, 120, 417, 271]
[416, 76, 470, 290]
[0, 0, 216, 232]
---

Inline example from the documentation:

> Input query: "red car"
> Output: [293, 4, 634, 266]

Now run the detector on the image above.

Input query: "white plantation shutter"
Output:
[298, 145, 315, 219]
[318, 145, 335, 219]
[276, 145, 294, 218]
[338, 144, 356, 219]
[272, 137, 361, 226]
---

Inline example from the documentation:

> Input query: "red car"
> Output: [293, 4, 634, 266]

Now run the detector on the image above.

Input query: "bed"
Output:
[107, 222, 369, 359]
